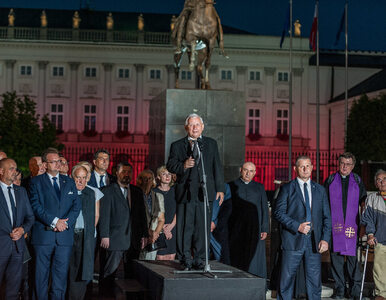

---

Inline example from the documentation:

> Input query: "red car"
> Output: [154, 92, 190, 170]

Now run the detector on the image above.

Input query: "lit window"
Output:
[85, 67, 97, 78]
[84, 105, 97, 131]
[50, 104, 63, 131]
[117, 106, 129, 132]
[277, 109, 288, 135]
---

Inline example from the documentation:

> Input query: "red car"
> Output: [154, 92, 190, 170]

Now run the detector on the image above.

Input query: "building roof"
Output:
[0, 7, 251, 34]
[329, 68, 386, 103]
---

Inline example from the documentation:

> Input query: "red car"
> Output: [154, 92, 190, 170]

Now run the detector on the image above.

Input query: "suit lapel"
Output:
[59, 174, 67, 200]
[115, 184, 128, 209]
[0, 188, 12, 226]
[13, 185, 22, 224]
[293, 180, 306, 209]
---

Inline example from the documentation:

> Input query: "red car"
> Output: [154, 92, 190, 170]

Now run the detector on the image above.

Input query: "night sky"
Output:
[1, 0, 385, 52]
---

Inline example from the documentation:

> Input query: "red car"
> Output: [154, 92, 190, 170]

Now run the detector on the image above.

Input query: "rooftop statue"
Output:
[106, 12, 114, 30]
[41, 10, 47, 28]
[8, 9, 15, 27]
[172, 0, 227, 89]
[138, 14, 144, 31]
[73, 11, 81, 29]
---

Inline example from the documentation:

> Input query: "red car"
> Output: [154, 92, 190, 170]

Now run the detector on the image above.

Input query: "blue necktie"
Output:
[7, 186, 17, 228]
[303, 182, 311, 222]
[99, 175, 105, 188]
[52, 177, 61, 200]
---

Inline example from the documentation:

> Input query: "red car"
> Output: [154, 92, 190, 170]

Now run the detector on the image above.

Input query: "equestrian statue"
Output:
[172, 0, 228, 89]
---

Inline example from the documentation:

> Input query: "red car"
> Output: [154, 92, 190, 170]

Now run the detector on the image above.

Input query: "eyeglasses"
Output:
[47, 160, 61, 165]
[376, 177, 386, 184]
[339, 162, 353, 167]
[59, 160, 68, 165]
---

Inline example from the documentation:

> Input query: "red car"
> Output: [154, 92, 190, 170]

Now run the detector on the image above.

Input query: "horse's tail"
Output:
[214, 9, 229, 58]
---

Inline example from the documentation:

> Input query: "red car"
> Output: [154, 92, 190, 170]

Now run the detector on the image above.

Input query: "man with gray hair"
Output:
[167, 113, 225, 270]
[361, 169, 386, 300]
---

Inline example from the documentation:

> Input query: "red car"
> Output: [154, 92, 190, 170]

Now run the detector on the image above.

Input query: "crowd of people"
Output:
[0, 114, 385, 300]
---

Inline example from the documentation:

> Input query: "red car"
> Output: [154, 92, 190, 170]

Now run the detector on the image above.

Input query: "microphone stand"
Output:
[174, 140, 232, 278]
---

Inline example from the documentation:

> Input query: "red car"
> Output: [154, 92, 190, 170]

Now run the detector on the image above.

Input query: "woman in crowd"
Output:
[154, 166, 176, 260]
[136, 169, 165, 260]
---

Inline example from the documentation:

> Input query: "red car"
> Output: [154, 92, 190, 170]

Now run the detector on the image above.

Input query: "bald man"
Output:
[228, 162, 269, 278]
[0, 151, 7, 160]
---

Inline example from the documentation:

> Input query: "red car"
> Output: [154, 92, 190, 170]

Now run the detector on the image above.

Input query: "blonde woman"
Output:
[136, 169, 165, 260]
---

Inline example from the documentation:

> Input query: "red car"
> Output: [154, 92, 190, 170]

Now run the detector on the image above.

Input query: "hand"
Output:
[164, 230, 172, 240]
[368, 235, 377, 246]
[151, 231, 160, 243]
[260, 232, 267, 240]
[100, 237, 110, 249]
[10, 227, 25, 241]
[184, 157, 195, 169]
[55, 218, 69, 232]
[318, 240, 328, 253]
[211, 221, 216, 232]
[141, 237, 149, 249]
[216, 192, 224, 206]
[298, 222, 311, 235]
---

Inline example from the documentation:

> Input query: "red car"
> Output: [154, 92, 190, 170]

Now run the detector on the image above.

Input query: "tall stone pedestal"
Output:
[149, 89, 245, 182]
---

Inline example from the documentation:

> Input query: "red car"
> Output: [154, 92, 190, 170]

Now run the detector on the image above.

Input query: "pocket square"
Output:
[68, 191, 74, 195]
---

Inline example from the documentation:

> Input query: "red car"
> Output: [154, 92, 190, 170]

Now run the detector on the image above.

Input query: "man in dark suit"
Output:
[274, 155, 331, 300]
[0, 158, 34, 300]
[98, 162, 147, 294]
[29, 148, 80, 300]
[88, 149, 115, 189]
[166, 113, 225, 270]
[67, 164, 99, 300]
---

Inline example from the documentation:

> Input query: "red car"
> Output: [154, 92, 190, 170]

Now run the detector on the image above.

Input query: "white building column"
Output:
[68, 62, 80, 139]
[292, 67, 304, 137]
[37, 61, 48, 118]
[264, 67, 276, 136]
[134, 64, 145, 134]
[5, 60, 15, 93]
[102, 63, 113, 142]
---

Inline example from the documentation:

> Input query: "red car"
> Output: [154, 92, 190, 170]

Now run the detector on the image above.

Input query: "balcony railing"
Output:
[0, 26, 172, 45]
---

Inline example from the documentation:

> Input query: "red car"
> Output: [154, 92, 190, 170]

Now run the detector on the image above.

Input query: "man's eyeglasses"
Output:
[47, 160, 61, 165]
[376, 177, 386, 184]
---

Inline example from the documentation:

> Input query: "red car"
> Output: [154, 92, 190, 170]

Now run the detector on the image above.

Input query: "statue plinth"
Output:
[149, 89, 245, 182]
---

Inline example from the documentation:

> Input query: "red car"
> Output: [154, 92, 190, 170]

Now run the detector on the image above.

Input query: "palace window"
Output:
[117, 106, 129, 132]
[249, 71, 261, 81]
[118, 68, 130, 79]
[20, 65, 32, 76]
[278, 71, 289, 82]
[276, 109, 288, 135]
[85, 67, 97, 78]
[248, 108, 260, 135]
[50, 104, 63, 131]
[52, 66, 64, 77]
[84, 105, 96, 131]
[221, 69, 233, 80]
[149, 69, 161, 80]
[181, 70, 192, 80]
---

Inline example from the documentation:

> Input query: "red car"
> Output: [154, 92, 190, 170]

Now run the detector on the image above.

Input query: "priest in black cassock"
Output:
[228, 162, 269, 278]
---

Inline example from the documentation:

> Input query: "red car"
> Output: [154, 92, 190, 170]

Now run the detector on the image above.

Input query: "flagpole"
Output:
[316, 0, 320, 183]
[288, 0, 293, 181]
[344, 0, 348, 148]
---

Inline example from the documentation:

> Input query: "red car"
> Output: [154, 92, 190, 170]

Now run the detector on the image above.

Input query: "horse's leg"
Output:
[196, 51, 205, 89]
[204, 40, 215, 90]
[174, 52, 183, 88]
[189, 41, 196, 71]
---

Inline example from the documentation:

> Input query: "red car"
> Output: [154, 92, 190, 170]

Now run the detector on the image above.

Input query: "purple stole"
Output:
[329, 173, 359, 256]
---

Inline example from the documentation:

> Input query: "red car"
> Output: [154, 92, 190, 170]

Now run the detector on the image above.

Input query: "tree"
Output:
[0, 92, 62, 174]
[346, 93, 386, 162]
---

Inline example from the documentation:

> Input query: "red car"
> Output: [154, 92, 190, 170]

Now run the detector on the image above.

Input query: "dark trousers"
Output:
[176, 197, 212, 266]
[278, 238, 322, 300]
[0, 243, 23, 300]
[330, 251, 362, 297]
[67, 231, 92, 300]
[33, 244, 72, 300]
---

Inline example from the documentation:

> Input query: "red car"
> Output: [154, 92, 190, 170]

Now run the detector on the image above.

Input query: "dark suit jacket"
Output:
[273, 179, 331, 252]
[166, 136, 225, 203]
[88, 171, 116, 189]
[0, 184, 35, 255]
[99, 183, 147, 251]
[29, 173, 81, 246]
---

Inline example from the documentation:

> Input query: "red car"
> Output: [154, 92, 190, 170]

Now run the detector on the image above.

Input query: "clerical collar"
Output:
[240, 178, 251, 185]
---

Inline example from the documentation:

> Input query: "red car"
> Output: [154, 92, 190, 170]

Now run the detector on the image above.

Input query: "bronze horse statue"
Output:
[172, 0, 227, 89]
